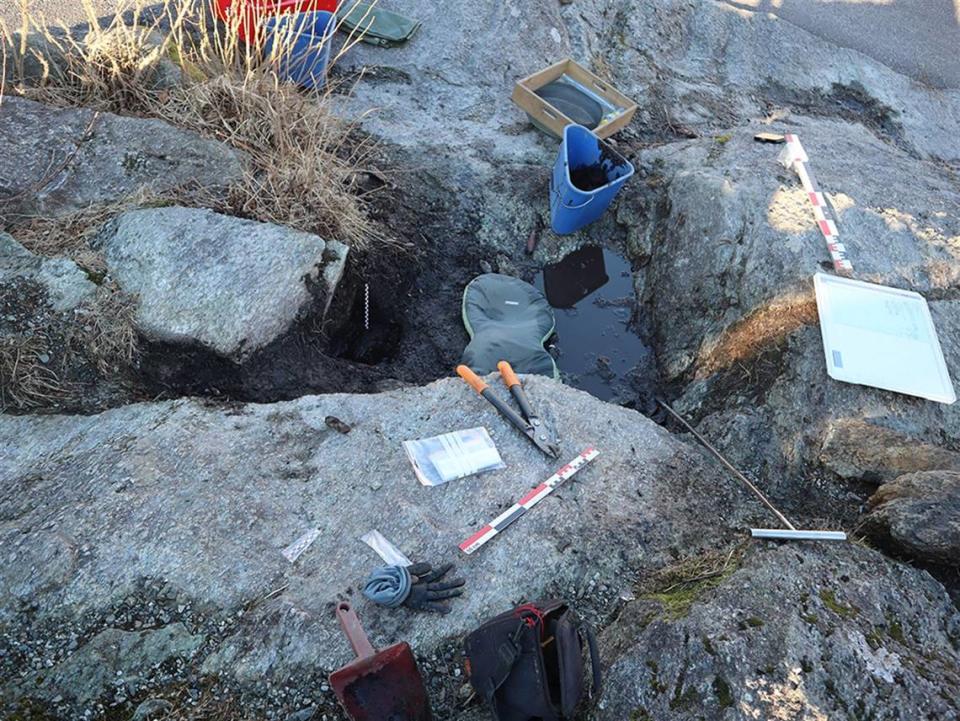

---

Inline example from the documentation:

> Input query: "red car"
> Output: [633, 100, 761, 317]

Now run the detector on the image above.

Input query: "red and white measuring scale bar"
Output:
[778, 134, 853, 275]
[458, 447, 600, 555]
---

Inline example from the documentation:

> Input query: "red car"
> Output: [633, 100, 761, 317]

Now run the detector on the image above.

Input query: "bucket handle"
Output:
[550, 179, 595, 211]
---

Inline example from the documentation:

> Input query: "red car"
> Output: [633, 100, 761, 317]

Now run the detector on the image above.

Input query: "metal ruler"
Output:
[458, 447, 599, 554]
[778, 134, 853, 275]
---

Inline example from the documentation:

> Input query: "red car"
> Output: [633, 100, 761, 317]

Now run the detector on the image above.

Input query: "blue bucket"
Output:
[550, 124, 634, 235]
[264, 10, 336, 89]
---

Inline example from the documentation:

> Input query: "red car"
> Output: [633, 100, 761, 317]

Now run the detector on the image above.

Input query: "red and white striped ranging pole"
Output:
[458, 447, 600, 555]
[778, 134, 853, 275]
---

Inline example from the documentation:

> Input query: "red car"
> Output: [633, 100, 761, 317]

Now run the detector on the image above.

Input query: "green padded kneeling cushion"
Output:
[461, 274, 558, 378]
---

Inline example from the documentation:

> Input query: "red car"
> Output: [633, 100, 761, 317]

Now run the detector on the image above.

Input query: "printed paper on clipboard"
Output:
[814, 273, 956, 404]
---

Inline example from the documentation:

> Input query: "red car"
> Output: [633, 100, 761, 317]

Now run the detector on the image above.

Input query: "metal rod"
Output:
[751, 529, 847, 541]
[657, 400, 797, 531]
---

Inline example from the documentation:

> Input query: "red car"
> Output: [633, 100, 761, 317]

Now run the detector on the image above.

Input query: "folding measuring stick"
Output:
[458, 447, 599, 554]
[778, 134, 853, 275]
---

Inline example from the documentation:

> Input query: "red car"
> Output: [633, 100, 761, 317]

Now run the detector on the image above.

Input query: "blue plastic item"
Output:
[550, 124, 634, 235]
[264, 10, 336, 89]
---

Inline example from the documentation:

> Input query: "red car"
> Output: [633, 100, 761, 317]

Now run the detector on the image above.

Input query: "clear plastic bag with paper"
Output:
[403, 427, 504, 486]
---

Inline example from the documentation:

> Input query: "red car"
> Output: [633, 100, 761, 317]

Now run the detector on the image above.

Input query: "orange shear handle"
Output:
[456, 365, 489, 394]
[497, 361, 521, 389]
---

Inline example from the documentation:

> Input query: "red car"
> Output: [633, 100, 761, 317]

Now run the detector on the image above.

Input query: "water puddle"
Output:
[534, 246, 655, 404]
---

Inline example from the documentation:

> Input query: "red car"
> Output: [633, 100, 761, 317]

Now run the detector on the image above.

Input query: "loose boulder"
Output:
[819, 419, 960, 484]
[0, 232, 94, 312]
[94, 207, 348, 362]
[0, 97, 244, 222]
[860, 470, 960, 566]
[1, 31, 70, 87]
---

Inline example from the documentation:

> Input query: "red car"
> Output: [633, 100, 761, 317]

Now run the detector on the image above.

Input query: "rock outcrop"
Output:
[25, 625, 204, 708]
[1, 377, 748, 716]
[5, 0, 960, 718]
[641, 117, 960, 512]
[593, 544, 960, 721]
[0, 97, 243, 222]
[860, 471, 960, 566]
[95, 207, 348, 362]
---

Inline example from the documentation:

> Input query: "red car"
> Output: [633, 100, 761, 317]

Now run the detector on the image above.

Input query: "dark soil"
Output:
[762, 81, 909, 153]
[569, 135, 632, 192]
[569, 164, 609, 192]
[338, 154, 496, 387]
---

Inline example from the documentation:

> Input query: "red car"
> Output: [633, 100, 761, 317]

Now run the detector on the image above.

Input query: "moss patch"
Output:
[887, 619, 906, 644]
[646, 660, 668, 694]
[642, 565, 737, 621]
[819, 589, 859, 619]
[640, 544, 746, 620]
[645, 582, 714, 620]
[713, 676, 734, 708]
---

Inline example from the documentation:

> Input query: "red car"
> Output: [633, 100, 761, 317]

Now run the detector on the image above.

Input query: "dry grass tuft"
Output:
[0, 286, 140, 411]
[642, 542, 747, 596]
[9, 187, 209, 269]
[71, 286, 140, 376]
[696, 291, 818, 377]
[11, 200, 126, 271]
[0, 333, 71, 410]
[1, 0, 394, 252]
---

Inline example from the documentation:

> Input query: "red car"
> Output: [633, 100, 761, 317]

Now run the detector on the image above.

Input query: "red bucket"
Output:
[214, 0, 338, 41]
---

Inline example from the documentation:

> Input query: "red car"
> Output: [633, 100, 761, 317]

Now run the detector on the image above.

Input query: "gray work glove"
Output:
[363, 561, 465, 614]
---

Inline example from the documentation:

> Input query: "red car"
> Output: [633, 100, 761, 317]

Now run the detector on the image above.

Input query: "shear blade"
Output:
[527, 430, 560, 458]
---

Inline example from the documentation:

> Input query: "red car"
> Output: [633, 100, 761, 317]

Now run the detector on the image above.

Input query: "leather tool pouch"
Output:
[464, 600, 601, 721]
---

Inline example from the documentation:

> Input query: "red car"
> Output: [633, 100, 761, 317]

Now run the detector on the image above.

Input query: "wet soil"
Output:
[569, 164, 609, 192]
[534, 245, 658, 409]
[137, 147, 489, 403]
[569, 139, 631, 192]
[762, 81, 909, 152]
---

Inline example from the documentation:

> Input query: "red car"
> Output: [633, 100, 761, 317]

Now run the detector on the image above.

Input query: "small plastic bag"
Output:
[403, 427, 504, 487]
[360, 529, 413, 566]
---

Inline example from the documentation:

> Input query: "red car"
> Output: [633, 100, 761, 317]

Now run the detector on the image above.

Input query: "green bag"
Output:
[340, 2, 420, 47]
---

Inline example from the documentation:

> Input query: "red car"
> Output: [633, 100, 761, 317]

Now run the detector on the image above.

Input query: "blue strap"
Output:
[362, 565, 413, 608]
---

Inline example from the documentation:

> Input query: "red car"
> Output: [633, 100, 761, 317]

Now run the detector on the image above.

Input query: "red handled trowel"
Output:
[330, 602, 433, 721]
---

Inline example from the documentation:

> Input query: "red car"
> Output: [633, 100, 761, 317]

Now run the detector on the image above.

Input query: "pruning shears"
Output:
[456, 361, 561, 459]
